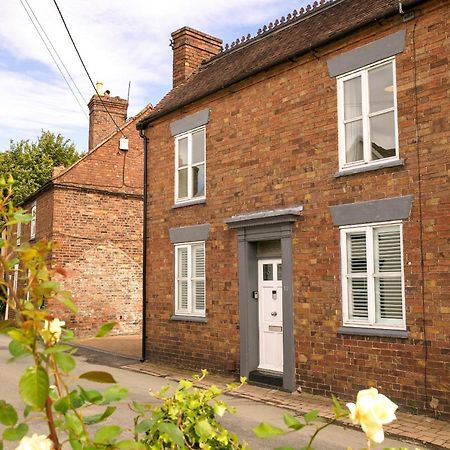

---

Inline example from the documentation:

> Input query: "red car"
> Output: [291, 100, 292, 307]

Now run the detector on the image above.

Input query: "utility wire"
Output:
[22, 0, 88, 105]
[52, 0, 125, 136]
[18, 0, 88, 119]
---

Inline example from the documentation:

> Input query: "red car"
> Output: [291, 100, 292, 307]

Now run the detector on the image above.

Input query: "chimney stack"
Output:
[88, 82, 128, 151]
[171, 27, 222, 88]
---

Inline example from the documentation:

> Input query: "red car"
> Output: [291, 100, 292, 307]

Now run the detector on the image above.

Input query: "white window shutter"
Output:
[177, 247, 189, 311]
[192, 244, 205, 312]
[347, 232, 368, 319]
[374, 227, 403, 320]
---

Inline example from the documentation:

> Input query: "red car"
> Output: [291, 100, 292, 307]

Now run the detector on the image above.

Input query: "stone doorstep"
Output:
[121, 362, 450, 450]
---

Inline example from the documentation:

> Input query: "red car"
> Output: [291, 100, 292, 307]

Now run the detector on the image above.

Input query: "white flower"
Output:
[15, 434, 53, 450]
[346, 387, 398, 444]
[42, 318, 65, 345]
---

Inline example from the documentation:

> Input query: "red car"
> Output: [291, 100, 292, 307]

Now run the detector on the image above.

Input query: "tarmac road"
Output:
[0, 335, 428, 449]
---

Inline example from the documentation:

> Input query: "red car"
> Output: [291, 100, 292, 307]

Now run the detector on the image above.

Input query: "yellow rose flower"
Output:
[346, 387, 398, 444]
[41, 318, 65, 345]
[15, 433, 53, 450]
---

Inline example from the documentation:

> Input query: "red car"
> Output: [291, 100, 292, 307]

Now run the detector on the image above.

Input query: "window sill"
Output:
[338, 326, 409, 339]
[172, 198, 206, 209]
[170, 315, 207, 323]
[334, 159, 404, 178]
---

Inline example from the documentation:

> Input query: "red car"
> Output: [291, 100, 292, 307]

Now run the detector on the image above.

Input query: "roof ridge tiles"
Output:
[213, 0, 342, 61]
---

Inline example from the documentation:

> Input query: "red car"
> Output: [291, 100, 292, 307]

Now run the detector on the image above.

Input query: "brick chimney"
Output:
[88, 81, 128, 151]
[171, 27, 222, 88]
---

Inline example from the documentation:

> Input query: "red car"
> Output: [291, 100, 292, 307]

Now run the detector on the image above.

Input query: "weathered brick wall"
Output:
[22, 188, 54, 248]
[145, 0, 449, 416]
[58, 114, 144, 196]
[52, 187, 143, 337]
[88, 95, 128, 151]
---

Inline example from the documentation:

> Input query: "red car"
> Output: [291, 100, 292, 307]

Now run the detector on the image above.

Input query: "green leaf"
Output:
[213, 402, 227, 417]
[19, 365, 49, 409]
[69, 436, 82, 450]
[0, 320, 14, 334]
[331, 394, 348, 418]
[116, 440, 147, 450]
[54, 352, 75, 373]
[23, 405, 32, 418]
[43, 344, 72, 354]
[195, 419, 215, 439]
[66, 413, 84, 436]
[131, 401, 145, 415]
[2, 423, 28, 441]
[84, 406, 116, 425]
[158, 423, 185, 448]
[8, 340, 30, 359]
[304, 409, 320, 424]
[283, 412, 304, 430]
[103, 385, 128, 403]
[135, 419, 154, 434]
[53, 396, 70, 414]
[95, 322, 116, 338]
[7, 329, 29, 345]
[79, 371, 116, 383]
[94, 425, 122, 444]
[79, 387, 103, 404]
[58, 291, 78, 314]
[0, 401, 18, 426]
[253, 422, 285, 438]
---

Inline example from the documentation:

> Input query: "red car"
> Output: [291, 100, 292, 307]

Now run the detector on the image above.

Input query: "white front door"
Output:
[258, 259, 283, 372]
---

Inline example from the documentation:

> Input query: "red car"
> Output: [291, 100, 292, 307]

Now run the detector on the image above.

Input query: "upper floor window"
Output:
[337, 58, 398, 170]
[340, 222, 405, 329]
[30, 203, 36, 240]
[174, 242, 205, 317]
[175, 126, 205, 203]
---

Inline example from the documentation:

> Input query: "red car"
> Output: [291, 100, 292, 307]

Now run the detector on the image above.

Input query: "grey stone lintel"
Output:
[327, 30, 406, 77]
[338, 327, 409, 339]
[169, 223, 210, 244]
[169, 109, 210, 136]
[225, 206, 303, 229]
[330, 195, 413, 227]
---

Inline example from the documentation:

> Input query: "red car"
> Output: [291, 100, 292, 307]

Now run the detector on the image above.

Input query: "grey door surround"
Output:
[225, 206, 302, 392]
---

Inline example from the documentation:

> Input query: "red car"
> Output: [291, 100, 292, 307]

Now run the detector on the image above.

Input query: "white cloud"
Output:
[0, 0, 308, 151]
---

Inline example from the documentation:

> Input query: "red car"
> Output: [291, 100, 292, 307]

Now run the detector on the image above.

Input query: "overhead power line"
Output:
[52, 0, 125, 136]
[18, 0, 88, 119]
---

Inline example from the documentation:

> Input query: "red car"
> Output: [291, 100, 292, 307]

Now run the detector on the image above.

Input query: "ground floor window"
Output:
[340, 222, 405, 329]
[174, 241, 205, 317]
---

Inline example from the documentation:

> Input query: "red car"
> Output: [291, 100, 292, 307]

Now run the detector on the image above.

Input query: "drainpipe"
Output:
[139, 127, 148, 362]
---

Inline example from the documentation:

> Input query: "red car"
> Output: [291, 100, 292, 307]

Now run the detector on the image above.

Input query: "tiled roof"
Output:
[137, 0, 426, 129]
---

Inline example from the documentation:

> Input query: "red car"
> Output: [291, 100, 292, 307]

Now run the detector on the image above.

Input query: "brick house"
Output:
[137, 0, 449, 416]
[18, 85, 150, 337]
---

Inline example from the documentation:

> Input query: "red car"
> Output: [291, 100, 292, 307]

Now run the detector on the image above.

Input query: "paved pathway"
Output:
[74, 335, 450, 449]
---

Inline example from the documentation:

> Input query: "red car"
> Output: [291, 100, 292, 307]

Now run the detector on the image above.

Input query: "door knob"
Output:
[271, 311, 277, 316]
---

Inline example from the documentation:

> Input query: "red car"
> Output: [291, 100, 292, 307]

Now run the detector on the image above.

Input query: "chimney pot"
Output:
[95, 81, 104, 96]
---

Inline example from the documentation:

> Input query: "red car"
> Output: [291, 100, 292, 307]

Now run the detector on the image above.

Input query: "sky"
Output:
[0, 0, 311, 153]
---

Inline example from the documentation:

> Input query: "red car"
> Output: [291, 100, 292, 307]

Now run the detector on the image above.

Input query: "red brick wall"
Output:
[144, 0, 449, 416]
[58, 115, 144, 196]
[171, 27, 222, 87]
[22, 188, 54, 247]
[52, 187, 143, 337]
[88, 95, 128, 151]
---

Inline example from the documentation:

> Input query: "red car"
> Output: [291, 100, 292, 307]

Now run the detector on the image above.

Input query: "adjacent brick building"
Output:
[137, 0, 450, 416]
[20, 84, 150, 336]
